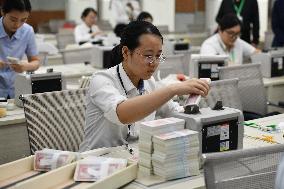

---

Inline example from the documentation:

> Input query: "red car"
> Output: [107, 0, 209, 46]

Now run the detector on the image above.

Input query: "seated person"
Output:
[74, 7, 103, 45]
[79, 21, 210, 151]
[114, 23, 127, 38]
[137, 11, 153, 23]
[0, 0, 40, 99]
[200, 14, 259, 65]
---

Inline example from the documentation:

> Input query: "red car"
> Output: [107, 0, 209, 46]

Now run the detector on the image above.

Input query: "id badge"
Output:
[237, 14, 243, 22]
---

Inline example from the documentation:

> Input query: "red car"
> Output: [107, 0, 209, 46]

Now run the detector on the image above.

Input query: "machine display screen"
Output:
[271, 57, 284, 77]
[198, 61, 225, 81]
[201, 118, 238, 153]
[32, 78, 62, 94]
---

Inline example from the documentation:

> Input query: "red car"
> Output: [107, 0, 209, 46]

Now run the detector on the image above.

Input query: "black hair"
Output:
[137, 11, 153, 22]
[219, 13, 242, 31]
[114, 23, 127, 38]
[81, 7, 97, 19]
[2, 0, 32, 13]
[110, 21, 163, 67]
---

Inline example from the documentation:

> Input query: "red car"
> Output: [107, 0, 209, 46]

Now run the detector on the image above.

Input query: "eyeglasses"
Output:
[134, 52, 166, 64]
[225, 30, 240, 39]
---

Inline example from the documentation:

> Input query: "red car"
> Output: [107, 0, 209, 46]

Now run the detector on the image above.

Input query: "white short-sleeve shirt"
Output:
[74, 22, 101, 44]
[200, 33, 256, 65]
[79, 63, 181, 151]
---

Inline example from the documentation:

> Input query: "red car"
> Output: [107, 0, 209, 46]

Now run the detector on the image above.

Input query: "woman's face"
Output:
[84, 11, 97, 27]
[2, 10, 29, 34]
[125, 34, 163, 80]
[219, 25, 241, 48]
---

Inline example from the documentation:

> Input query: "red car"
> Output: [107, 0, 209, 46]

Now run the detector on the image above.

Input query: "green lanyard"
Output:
[233, 0, 245, 16]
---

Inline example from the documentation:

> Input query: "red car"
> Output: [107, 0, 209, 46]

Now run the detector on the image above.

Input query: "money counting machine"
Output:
[15, 71, 66, 106]
[174, 106, 244, 153]
[163, 39, 190, 55]
[251, 49, 284, 78]
[91, 45, 113, 69]
[189, 54, 229, 81]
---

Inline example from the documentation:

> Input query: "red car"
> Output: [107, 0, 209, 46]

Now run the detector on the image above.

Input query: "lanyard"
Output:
[218, 37, 235, 63]
[116, 65, 144, 154]
[233, 0, 245, 16]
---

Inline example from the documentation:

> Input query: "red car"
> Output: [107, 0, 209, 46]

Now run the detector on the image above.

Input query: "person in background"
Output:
[201, 14, 258, 66]
[137, 11, 153, 23]
[0, 0, 40, 99]
[109, 0, 141, 26]
[74, 7, 102, 45]
[79, 21, 210, 150]
[216, 0, 259, 47]
[271, 0, 284, 47]
[114, 23, 127, 38]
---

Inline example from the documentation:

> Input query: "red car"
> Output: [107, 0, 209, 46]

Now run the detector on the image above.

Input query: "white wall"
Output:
[99, 0, 175, 32]
[65, 0, 97, 24]
[141, 0, 175, 32]
[205, 0, 269, 42]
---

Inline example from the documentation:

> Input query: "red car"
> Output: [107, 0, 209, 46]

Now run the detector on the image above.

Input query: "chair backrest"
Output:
[154, 53, 190, 80]
[219, 64, 267, 116]
[56, 32, 75, 50]
[199, 78, 243, 111]
[21, 89, 87, 154]
[203, 144, 284, 189]
[79, 76, 92, 88]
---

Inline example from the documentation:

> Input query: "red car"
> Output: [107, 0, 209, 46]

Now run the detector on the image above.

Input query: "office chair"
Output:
[218, 64, 283, 120]
[79, 76, 92, 88]
[203, 144, 284, 189]
[154, 53, 190, 81]
[21, 89, 87, 154]
[199, 78, 243, 111]
[56, 31, 75, 50]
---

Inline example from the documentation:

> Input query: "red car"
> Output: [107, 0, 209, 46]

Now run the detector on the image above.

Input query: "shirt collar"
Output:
[118, 63, 144, 95]
[217, 33, 229, 52]
[0, 17, 7, 38]
[0, 16, 22, 39]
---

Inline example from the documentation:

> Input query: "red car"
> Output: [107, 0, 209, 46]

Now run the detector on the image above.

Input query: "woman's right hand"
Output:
[169, 78, 210, 97]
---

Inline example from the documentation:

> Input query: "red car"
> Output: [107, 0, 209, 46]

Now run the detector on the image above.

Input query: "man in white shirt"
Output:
[201, 13, 258, 65]
[74, 8, 102, 45]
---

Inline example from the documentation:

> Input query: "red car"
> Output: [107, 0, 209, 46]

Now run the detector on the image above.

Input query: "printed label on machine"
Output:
[220, 141, 230, 151]
[207, 126, 221, 137]
[220, 124, 230, 140]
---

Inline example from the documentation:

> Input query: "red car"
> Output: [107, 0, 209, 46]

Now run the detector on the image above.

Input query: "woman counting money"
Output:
[79, 21, 210, 151]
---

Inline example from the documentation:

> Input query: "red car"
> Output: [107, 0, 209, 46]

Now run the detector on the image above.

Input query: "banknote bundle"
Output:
[34, 149, 79, 171]
[138, 117, 185, 175]
[152, 129, 200, 180]
[73, 156, 128, 182]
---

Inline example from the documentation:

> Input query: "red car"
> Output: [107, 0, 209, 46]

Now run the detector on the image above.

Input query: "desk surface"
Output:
[263, 76, 284, 87]
[37, 63, 102, 78]
[0, 108, 25, 127]
[124, 114, 284, 189]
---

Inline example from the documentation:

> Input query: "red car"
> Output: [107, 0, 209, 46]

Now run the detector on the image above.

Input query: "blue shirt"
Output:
[0, 17, 38, 98]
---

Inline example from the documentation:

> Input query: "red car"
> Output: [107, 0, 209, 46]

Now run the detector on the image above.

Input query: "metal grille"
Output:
[203, 144, 284, 189]
[219, 64, 267, 116]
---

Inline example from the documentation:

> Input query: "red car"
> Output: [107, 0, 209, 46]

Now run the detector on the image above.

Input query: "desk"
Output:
[0, 108, 30, 165]
[122, 114, 284, 189]
[263, 76, 284, 113]
[37, 63, 102, 88]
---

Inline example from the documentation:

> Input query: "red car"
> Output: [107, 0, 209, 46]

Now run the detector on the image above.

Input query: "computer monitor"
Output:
[189, 54, 229, 81]
[251, 49, 284, 77]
